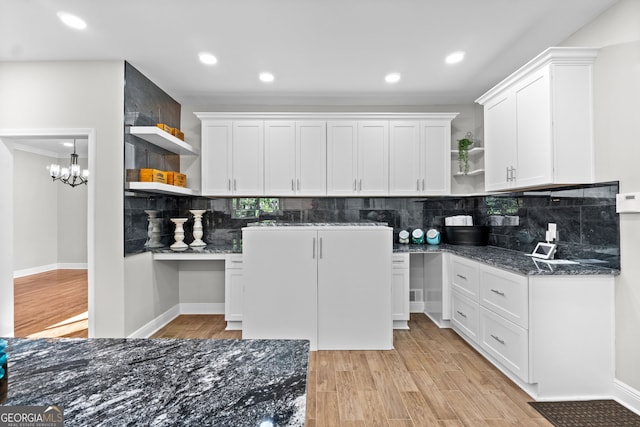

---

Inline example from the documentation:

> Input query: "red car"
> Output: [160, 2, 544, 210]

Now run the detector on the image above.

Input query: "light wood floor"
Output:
[13, 269, 88, 338]
[153, 314, 551, 427]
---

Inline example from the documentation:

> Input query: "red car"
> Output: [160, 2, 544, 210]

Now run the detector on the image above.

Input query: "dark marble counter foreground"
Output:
[3, 338, 309, 427]
[394, 244, 620, 276]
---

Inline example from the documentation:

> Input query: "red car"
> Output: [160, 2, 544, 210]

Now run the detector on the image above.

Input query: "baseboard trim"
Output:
[127, 304, 180, 338]
[613, 379, 640, 416]
[14, 263, 88, 278]
[179, 303, 225, 315]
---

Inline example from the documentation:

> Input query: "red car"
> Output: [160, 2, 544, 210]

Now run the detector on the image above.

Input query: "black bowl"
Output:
[444, 226, 489, 246]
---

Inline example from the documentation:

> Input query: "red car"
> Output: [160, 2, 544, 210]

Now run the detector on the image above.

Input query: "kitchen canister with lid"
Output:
[411, 228, 425, 244]
[426, 228, 441, 245]
[398, 230, 410, 244]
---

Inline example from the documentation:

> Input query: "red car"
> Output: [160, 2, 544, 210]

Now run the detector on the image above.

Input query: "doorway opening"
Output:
[0, 129, 96, 338]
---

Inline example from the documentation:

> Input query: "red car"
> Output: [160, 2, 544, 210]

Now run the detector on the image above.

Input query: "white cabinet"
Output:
[200, 120, 264, 196]
[389, 120, 452, 195]
[448, 254, 614, 399]
[327, 121, 389, 195]
[477, 47, 598, 192]
[391, 253, 410, 329]
[264, 121, 327, 196]
[224, 254, 244, 330]
[242, 226, 392, 350]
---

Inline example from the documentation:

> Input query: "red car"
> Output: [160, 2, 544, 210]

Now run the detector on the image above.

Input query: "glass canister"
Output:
[411, 228, 425, 244]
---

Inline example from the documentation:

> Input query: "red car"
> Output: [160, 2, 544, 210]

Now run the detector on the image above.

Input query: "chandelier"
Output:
[48, 139, 89, 187]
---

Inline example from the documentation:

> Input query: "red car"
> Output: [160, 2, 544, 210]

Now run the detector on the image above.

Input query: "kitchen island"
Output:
[3, 338, 309, 426]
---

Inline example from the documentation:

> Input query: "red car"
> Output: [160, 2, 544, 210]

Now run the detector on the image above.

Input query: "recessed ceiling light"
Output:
[57, 12, 87, 30]
[198, 52, 218, 65]
[446, 51, 465, 64]
[63, 142, 74, 147]
[259, 72, 274, 83]
[385, 73, 401, 83]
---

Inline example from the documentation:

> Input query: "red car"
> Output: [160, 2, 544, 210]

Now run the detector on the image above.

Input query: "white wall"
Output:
[13, 150, 59, 271]
[0, 61, 124, 337]
[561, 0, 640, 393]
[12, 149, 88, 274]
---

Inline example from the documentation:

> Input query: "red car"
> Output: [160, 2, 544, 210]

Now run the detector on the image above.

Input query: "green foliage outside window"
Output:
[232, 198, 280, 219]
[485, 196, 519, 215]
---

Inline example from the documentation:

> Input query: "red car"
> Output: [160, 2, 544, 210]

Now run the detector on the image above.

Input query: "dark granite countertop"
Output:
[247, 221, 389, 227]
[3, 338, 309, 426]
[394, 243, 620, 276]
[152, 241, 243, 255]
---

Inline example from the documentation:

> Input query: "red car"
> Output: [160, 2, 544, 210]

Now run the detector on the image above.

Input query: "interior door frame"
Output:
[0, 128, 96, 337]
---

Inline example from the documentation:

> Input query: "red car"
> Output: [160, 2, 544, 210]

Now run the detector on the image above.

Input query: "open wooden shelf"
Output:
[129, 126, 198, 155]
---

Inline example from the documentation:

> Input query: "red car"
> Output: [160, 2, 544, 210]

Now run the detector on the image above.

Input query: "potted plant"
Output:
[457, 132, 474, 175]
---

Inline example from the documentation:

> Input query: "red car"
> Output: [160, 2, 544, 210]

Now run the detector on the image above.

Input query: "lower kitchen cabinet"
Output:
[242, 226, 392, 350]
[448, 255, 614, 399]
[391, 253, 410, 329]
[224, 254, 244, 331]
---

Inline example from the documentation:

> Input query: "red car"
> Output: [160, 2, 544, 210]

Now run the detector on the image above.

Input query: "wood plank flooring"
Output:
[152, 314, 551, 426]
[13, 269, 88, 338]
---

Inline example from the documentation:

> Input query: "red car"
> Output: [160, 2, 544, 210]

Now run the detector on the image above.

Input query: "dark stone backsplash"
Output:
[124, 182, 620, 269]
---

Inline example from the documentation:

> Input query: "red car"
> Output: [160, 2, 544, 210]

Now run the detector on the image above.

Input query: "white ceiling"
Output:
[11, 137, 88, 159]
[0, 0, 617, 106]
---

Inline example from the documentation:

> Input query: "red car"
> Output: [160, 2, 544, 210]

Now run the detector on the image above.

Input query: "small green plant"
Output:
[458, 132, 474, 175]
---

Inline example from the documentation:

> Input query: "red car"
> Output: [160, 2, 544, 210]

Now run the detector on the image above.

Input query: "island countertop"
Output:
[2, 338, 309, 426]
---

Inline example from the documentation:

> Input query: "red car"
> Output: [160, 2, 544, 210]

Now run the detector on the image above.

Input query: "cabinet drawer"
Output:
[226, 254, 243, 269]
[479, 265, 528, 329]
[479, 306, 529, 382]
[392, 253, 410, 269]
[451, 291, 479, 343]
[451, 256, 479, 300]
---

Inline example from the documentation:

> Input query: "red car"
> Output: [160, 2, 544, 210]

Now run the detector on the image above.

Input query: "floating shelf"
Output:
[129, 126, 198, 155]
[125, 182, 197, 196]
[454, 169, 485, 177]
[451, 147, 484, 155]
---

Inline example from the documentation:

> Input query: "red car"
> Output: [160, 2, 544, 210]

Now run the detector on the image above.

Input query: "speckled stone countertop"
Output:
[3, 338, 308, 426]
[152, 241, 243, 255]
[247, 221, 389, 227]
[394, 243, 620, 276]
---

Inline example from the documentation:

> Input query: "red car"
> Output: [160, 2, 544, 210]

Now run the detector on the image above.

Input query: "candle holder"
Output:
[170, 218, 189, 251]
[144, 210, 164, 248]
[189, 209, 207, 247]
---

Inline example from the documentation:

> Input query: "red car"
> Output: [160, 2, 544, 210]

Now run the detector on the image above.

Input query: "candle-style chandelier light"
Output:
[48, 139, 89, 187]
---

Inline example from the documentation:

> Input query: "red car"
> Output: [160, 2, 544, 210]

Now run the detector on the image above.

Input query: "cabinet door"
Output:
[514, 69, 553, 188]
[326, 121, 358, 195]
[421, 120, 451, 195]
[232, 121, 264, 195]
[264, 121, 296, 195]
[296, 121, 327, 195]
[201, 121, 232, 195]
[392, 254, 410, 328]
[389, 121, 421, 195]
[484, 94, 516, 191]
[224, 255, 244, 330]
[242, 228, 318, 346]
[317, 229, 392, 350]
[358, 121, 389, 195]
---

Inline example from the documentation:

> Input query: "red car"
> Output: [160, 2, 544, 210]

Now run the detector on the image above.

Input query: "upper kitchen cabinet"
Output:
[389, 116, 457, 196]
[477, 47, 598, 192]
[264, 121, 326, 196]
[198, 118, 264, 196]
[327, 120, 389, 196]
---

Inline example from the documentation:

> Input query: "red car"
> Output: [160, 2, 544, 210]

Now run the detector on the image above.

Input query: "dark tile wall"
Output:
[124, 182, 620, 269]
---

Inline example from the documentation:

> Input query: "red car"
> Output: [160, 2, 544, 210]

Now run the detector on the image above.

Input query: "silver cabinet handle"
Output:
[319, 237, 323, 259]
[422, 179, 425, 191]
[312, 237, 316, 259]
[511, 167, 516, 181]
[456, 310, 467, 319]
[491, 334, 505, 345]
[228, 179, 231, 191]
[491, 289, 505, 297]
[359, 179, 362, 191]
[506, 167, 510, 182]
[291, 179, 295, 191]
[233, 179, 237, 191]
[297, 179, 300, 191]
[353, 179, 357, 191]
[456, 274, 467, 280]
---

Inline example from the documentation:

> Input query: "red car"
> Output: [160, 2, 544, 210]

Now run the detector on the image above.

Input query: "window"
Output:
[485, 196, 519, 215]
[232, 198, 280, 219]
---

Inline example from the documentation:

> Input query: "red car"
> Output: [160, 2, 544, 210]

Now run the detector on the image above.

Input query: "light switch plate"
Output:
[616, 193, 640, 213]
